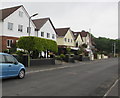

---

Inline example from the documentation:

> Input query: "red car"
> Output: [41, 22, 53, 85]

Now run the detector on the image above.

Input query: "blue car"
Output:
[0, 52, 26, 79]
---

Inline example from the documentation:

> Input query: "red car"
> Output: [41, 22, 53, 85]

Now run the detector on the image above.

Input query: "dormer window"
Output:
[19, 11, 23, 17]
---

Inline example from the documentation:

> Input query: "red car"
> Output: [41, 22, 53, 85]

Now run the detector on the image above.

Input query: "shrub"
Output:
[15, 51, 26, 63]
[60, 54, 65, 59]
[9, 43, 17, 54]
[17, 36, 58, 54]
[77, 48, 84, 55]
[31, 50, 39, 59]
[66, 48, 71, 54]
[3, 49, 9, 53]
[55, 55, 61, 60]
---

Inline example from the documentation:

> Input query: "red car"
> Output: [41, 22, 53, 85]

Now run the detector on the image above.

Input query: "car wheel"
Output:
[18, 70, 25, 79]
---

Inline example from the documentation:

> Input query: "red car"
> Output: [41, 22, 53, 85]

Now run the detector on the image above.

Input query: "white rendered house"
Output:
[0, 5, 36, 51]
[32, 18, 57, 42]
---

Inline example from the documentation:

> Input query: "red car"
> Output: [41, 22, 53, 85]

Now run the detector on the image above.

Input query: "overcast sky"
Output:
[0, 1, 118, 39]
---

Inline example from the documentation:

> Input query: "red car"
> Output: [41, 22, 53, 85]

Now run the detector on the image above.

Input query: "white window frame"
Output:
[41, 32, 44, 37]
[68, 39, 70, 42]
[19, 11, 23, 17]
[8, 22, 13, 30]
[7, 39, 13, 48]
[18, 25, 23, 32]
[64, 38, 67, 42]
[27, 27, 31, 33]
[47, 33, 50, 38]
[52, 34, 55, 39]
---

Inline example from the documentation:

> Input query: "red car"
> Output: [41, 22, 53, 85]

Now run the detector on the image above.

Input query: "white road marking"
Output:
[103, 79, 118, 97]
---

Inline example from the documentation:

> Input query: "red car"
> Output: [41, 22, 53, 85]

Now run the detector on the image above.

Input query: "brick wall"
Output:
[0, 36, 19, 52]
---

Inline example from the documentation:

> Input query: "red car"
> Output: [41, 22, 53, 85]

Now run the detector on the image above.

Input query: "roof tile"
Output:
[55, 28, 70, 36]
[0, 5, 22, 20]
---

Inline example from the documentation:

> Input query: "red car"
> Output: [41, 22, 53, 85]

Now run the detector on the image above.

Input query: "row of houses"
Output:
[0, 5, 93, 54]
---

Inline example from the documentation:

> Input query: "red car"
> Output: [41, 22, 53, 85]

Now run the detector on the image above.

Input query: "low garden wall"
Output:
[30, 58, 55, 66]
[82, 56, 90, 61]
[73, 55, 83, 61]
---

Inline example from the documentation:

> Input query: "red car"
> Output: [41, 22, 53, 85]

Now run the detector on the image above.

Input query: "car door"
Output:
[4, 55, 19, 76]
[0, 55, 8, 77]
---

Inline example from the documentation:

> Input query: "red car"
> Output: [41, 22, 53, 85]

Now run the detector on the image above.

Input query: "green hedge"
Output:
[17, 36, 58, 53]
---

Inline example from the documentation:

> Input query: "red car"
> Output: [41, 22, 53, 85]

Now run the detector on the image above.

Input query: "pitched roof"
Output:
[33, 18, 57, 33]
[55, 28, 70, 36]
[72, 31, 80, 40]
[32, 18, 49, 30]
[72, 31, 83, 41]
[0, 5, 22, 20]
[80, 30, 88, 37]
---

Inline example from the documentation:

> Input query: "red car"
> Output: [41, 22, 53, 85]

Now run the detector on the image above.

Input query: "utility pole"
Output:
[89, 28, 91, 49]
[114, 42, 116, 57]
[112, 43, 113, 54]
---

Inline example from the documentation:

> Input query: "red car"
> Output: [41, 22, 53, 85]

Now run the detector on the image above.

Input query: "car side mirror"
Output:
[14, 62, 18, 65]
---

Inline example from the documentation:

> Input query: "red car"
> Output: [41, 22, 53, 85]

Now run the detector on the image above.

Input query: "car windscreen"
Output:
[5, 55, 17, 64]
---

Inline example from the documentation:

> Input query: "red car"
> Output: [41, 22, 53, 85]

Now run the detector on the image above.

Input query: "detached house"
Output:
[0, 5, 36, 52]
[72, 31, 83, 47]
[80, 30, 92, 48]
[56, 28, 75, 48]
[32, 18, 57, 41]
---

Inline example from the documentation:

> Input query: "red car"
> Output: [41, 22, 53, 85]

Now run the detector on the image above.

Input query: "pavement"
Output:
[26, 60, 82, 74]
[2, 58, 118, 96]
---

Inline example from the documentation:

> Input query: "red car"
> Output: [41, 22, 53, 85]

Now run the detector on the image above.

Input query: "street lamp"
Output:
[28, 13, 38, 36]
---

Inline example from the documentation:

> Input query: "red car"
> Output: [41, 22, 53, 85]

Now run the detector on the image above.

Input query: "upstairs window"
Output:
[47, 33, 50, 38]
[41, 32, 44, 37]
[52, 34, 55, 39]
[68, 39, 70, 42]
[27, 27, 31, 33]
[71, 39, 72, 43]
[18, 25, 23, 32]
[64, 38, 67, 42]
[8, 22, 13, 30]
[19, 11, 23, 17]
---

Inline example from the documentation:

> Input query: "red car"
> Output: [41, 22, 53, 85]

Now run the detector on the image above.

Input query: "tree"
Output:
[17, 36, 36, 54]
[93, 37, 119, 55]
[17, 36, 36, 67]
[17, 36, 58, 66]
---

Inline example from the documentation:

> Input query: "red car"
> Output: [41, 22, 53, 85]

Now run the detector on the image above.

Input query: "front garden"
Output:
[2, 36, 110, 67]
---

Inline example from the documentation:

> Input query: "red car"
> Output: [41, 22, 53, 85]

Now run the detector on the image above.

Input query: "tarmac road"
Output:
[2, 58, 118, 96]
